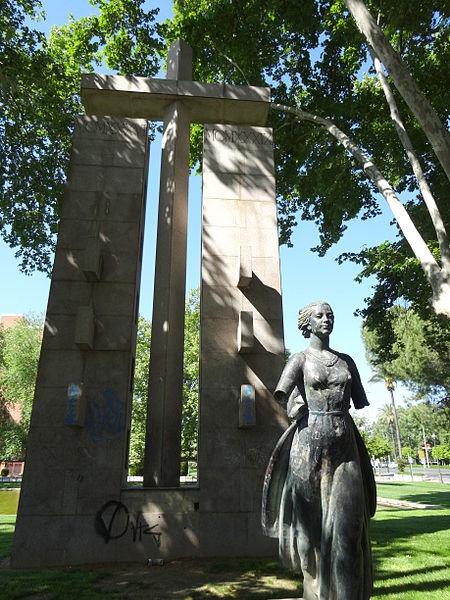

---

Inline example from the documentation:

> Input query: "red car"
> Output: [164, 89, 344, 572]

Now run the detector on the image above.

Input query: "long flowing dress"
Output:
[262, 349, 376, 600]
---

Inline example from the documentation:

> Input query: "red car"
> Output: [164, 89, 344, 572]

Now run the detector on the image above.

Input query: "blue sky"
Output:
[1, 0, 409, 421]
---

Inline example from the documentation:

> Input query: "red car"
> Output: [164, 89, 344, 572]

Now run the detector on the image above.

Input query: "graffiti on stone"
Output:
[87, 388, 125, 444]
[95, 501, 162, 546]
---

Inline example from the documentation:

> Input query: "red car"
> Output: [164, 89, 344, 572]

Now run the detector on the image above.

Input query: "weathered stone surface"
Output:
[12, 115, 148, 569]
[198, 123, 288, 560]
[144, 62, 191, 488]
[82, 75, 270, 125]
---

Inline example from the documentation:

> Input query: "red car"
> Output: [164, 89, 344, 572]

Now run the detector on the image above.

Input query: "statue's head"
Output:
[298, 301, 334, 338]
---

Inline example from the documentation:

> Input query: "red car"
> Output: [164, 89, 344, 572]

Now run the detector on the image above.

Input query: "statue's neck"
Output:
[309, 335, 330, 352]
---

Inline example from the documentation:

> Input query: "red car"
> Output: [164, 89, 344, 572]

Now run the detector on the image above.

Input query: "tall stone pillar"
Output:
[12, 116, 149, 567]
[198, 124, 288, 554]
[144, 41, 192, 487]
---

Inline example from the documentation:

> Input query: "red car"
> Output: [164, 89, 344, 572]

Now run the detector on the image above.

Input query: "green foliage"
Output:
[371, 401, 450, 462]
[0, 315, 42, 460]
[362, 306, 450, 404]
[182, 287, 200, 461]
[365, 434, 390, 458]
[128, 316, 151, 475]
[0, 0, 163, 274]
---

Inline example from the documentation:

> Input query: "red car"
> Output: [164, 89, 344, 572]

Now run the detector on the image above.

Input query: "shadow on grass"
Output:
[371, 511, 450, 544]
[373, 575, 450, 596]
[94, 558, 303, 599]
[0, 558, 302, 600]
[0, 516, 15, 560]
[371, 510, 450, 598]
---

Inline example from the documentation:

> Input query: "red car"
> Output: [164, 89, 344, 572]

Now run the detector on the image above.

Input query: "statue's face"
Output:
[309, 303, 334, 338]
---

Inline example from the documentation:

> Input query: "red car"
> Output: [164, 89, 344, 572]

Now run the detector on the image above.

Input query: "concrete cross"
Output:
[82, 39, 270, 487]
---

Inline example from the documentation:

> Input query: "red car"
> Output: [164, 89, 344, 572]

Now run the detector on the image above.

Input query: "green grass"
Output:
[0, 514, 16, 559]
[377, 480, 450, 508]
[0, 567, 110, 600]
[0, 489, 20, 514]
[371, 508, 450, 599]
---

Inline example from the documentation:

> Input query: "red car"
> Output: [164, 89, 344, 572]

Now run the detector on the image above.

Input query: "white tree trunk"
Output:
[344, 0, 450, 182]
[370, 48, 450, 278]
[271, 102, 450, 317]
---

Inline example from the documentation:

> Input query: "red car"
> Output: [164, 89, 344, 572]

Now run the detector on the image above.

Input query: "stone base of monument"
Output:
[12, 486, 279, 567]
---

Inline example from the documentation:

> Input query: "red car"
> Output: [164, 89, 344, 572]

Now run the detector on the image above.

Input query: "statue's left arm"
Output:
[340, 353, 369, 409]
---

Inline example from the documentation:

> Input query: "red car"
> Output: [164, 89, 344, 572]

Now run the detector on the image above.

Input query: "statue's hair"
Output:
[298, 301, 332, 338]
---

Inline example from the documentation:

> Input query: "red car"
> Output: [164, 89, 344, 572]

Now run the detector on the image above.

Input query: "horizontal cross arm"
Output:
[81, 74, 270, 125]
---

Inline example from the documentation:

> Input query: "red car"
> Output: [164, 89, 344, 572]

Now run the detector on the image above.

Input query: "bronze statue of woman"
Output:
[262, 301, 376, 600]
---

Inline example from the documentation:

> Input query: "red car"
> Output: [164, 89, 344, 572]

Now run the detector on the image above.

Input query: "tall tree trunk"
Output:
[344, 0, 450, 182]
[389, 422, 397, 462]
[388, 386, 402, 460]
[370, 47, 450, 279]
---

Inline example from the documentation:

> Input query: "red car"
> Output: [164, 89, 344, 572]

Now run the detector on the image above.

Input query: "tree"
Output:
[365, 434, 390, 459]
[0, 315, 43, 459]
[371, 401, 450, 459]
[169, 0, 449, 319]
[1, 0, 163, 273]
[4, 1, 449, 331]
[362, 306, 450, 404]
[377, 403, 399, 461]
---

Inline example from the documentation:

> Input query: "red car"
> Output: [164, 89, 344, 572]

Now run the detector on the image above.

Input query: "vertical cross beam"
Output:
[143, 40, 192, 487]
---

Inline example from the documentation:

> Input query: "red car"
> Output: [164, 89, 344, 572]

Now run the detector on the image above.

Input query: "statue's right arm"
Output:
[273, 352, 305, 408]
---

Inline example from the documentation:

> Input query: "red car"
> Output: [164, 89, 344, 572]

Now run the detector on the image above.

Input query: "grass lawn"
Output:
[0, 490, 20, 515]
[377, 480, 450, 508]
[0, 481, 448, 598]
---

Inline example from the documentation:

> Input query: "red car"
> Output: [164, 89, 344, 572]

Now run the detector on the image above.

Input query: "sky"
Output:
[0, 0, 411, 421]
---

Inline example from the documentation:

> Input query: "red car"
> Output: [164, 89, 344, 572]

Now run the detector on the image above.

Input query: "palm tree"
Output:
[379, 403, 398, 462]
[384, 377, 403, 460]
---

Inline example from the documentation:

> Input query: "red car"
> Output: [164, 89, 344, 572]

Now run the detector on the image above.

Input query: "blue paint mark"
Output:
[242, 385, 254, 425]
[65, 383, 83, 426]
[87, 388, 125, 444]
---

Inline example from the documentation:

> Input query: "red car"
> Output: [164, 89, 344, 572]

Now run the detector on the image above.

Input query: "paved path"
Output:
[377, 496, 443, 509]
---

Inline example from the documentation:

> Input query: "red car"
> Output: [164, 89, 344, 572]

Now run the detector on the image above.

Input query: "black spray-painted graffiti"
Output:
[87, 388, 125, 444]
[95, 501, 162, 546]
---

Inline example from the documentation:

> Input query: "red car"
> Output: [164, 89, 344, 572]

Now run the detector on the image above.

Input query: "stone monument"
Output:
[12, 40, 288, 567]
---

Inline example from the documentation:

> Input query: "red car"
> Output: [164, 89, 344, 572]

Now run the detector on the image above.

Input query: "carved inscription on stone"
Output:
[74, 116, 146, 139]
[204, 128, 271, 146]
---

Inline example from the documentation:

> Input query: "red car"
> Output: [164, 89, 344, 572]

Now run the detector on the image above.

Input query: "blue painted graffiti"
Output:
[87, 388, 125, 443]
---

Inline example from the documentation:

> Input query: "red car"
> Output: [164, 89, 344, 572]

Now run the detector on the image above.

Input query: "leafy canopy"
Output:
[0, 0, 163, 273]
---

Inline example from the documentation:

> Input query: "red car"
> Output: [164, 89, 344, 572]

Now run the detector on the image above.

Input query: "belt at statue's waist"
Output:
[309, 410, 346, 416]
